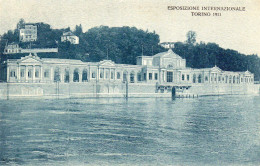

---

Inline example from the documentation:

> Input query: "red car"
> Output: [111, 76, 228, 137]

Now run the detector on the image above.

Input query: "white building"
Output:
[19, 24, 37, 42]
[159, 42, 175, 49]
[3, 43, 21, 54]
[61, 31, 79, 44]
[0, 49, 254, 86]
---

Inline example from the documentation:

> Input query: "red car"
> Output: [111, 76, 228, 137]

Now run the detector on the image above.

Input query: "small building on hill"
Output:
[61, 31, 79, 44]
[159, 42, 175, 49]
[4, 43, 21, 54]
[19, 24, 37, 42]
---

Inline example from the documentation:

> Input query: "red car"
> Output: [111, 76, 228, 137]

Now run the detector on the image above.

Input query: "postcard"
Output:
[0, 0, 259, 165]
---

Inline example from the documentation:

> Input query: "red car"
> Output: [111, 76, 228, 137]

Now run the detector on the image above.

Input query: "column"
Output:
[25, 66, 28, 82]
[146, 71, 148, 82]
[7, 66, 9, 82]
[17, 65, 20, 82]
[40, 66, 43, 82]
[109, 68, 111, 81]
[50, 67, 53, 82]
[70, 70, 73, 83]
[60, 68, 64, 83]
[79, 70, 82, 82]
[32, 65, 35, 83]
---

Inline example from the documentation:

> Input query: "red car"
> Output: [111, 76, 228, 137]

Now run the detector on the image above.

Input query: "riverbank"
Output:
[0, 82, 259, 99]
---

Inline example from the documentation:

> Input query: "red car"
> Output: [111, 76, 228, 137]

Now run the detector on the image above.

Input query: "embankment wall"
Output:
[0, 82, 258, 99]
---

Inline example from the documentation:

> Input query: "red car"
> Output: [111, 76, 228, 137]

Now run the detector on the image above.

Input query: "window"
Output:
[130, 73, 135, 83]
[117, 72, 120, 79]
[111, 71, 114, 79]
[205, 76, 208, 81]
[187, 75, 190, 81]
[193, 74, 196, 83]
[64, 70, 70, 82]
[105, 71, 109, 79]
[149, 73, 152, 80]
[123, 72, 127, 82]
[167, 64, 173, 68]
[167, 71, 173, 82]
[143, 73, 147, 81]
[28, 69, 32, 78]
[100, 71, 103, 78]
[182, 74, 185, 80]
[155, 73, 158, 80]
[226, 76, 228, 83]
[20, 69, 25, 77]
[218, 76, 221, 82]
[92, 72, 96, 78]
[35, 70, 39, 78]
[138, 73, 142, 81]
[10, 70, 16, 77]
[44, 70, 49, 78]
[198, 74, 202, 83]
[82, 70, 88, 82]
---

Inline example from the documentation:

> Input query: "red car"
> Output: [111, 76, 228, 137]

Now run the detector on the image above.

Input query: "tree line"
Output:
[0, 20, 259, 80]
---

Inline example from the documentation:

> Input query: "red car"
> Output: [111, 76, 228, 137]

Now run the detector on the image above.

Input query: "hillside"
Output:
[0, 20, 259, 80]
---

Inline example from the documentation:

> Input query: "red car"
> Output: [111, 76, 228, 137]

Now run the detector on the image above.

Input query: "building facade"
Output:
[3, 43, 21, 54]
[61, 31, 79, 44]
[0, 50, 254, 86]
[19, 24, 37, 42]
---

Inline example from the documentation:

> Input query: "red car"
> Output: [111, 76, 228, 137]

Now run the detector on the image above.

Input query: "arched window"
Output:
[137, 72, 142, 81]
[117, 72, 120, 79]
[54, 67, 60, 82]
[123, 71, 128, 82]
[229, 76, 232, 83]
[225, 76, 228, 83]
[193, 74, 196, 83]
[35, 69, 39, 78]
[130, 72, 135, 83]
[82, 69, 88, 82]
[100, 70, 103, 78]
[233, 76, 236, 84]
[73, 68, 79, 82]
[198, 74, 202, 83]
[111, 71, 114, 79]
[92, 71, 96, 78]
[64, 69, 70, 83]
[105, 70, 109, 79]
[205, 76, 208, 81]
[237, 76, 239, 84]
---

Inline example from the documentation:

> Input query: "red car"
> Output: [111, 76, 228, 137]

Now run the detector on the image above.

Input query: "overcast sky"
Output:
[0, 0, 259, 56]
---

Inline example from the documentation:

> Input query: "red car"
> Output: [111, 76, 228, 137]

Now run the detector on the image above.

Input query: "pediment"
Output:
[211, 66, 222, 72]
[161, 49, 182, 59]
[99, 60, 115, 66]
[18, 54, 42, 64]
[244, 70, 252, 75]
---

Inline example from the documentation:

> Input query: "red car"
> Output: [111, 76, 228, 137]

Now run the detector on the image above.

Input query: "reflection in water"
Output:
[0, 96, 259, 165]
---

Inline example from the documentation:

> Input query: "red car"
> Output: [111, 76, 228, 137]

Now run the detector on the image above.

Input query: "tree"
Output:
[74, 24, 83, 36]
[186, 31, 197, 45]
[16, 18, 25, 29]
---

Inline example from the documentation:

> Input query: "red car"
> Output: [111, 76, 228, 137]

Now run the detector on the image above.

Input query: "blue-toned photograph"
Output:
[0, 0, 259, 165]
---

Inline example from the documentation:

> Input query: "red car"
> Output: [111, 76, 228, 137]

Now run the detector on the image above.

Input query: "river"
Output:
[0, 95, 259, 165]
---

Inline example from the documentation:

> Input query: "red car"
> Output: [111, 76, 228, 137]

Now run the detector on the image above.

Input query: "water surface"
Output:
[0, 95, 259, 165]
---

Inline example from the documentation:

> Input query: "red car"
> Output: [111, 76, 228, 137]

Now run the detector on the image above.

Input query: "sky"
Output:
[0, 0, 260, 56]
